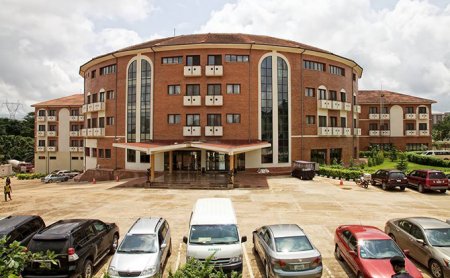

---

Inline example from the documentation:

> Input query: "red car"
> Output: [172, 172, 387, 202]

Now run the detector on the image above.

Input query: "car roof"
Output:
[128, 217, 163, 234]
[414, 169, 444, 173]
[267, 224, 305, 237]
[36, 219, 91, 238]
[191, 198, 236, 225]
[342, 225, 390, 240]
[404, 217, 450, 229]
[0, 215, 41, 234]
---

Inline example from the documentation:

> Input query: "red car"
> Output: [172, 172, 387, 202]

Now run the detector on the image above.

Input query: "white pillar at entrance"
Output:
[201, 150, 206, 170]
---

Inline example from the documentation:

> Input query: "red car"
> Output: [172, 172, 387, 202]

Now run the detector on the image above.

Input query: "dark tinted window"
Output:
[398, 220, 412, 233]
[389, 172, 406, 179]
[429, 172, 446, 179]
[29, 239, 68, 253]
[93, 221, 107, 233]
[409, 225, 425, 240]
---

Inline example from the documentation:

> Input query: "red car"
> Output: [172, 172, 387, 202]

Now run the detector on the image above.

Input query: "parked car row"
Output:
[371, 169, 449, 193]
[41, 170, 81, 183]
[1, 199, 449, 278]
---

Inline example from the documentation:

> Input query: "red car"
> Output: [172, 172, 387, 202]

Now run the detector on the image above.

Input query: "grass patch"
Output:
[365, 160, 450, 174]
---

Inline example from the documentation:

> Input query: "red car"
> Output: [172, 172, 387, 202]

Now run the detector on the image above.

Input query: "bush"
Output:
[16, 173, 46, 180]
[168, 256, 241, 278]
[359, 151, 371, 158]
[318, 167, 363, 180]
[407, 153, 450, 168]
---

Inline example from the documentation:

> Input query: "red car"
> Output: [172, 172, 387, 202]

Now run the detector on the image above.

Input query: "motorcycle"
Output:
[356, 173, 371, 189]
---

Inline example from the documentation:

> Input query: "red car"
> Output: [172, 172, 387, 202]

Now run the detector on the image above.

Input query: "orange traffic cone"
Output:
[339, 179, 343, 186]
[92, 178, 96, 184]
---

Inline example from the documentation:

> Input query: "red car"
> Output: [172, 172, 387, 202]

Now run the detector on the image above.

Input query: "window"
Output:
[99, 117, 105, 128]
[406, 123, 415, 130]
[79, 140, 84, 147]
[162, 56, 182, 64]
[140, 152, 150, 163]
[225, 55, 249, 62]
[207, 114, 221, 126]
[318, 89, 327, 100]
[70, 109, 79, 116]
[168, 85, 181, 95]
[311, 149, 327, 164]
[186, 114, 200, 126]
[48, 125, 56, 131]
[105, 149, 111, 159]
[99, 91, 105, 102]
[87, 95, 91, 104]
[38, 140, 45, 147]
[406, 107, 414, 114]
[277, 57, 289, 163]
[48, 140, 56, 147]
[106, 117, 114, 125]
[38, 156, 45, 160]
[330, 117, 337, 127]
[341, 117, 346, 127]
[106, 90, 115, 99]
[419, 107, 427, 114]
[48, 110, 56, 116]
[303, 60, 325, 71]
[261, 56, 273, 164]
[353, 73, 356, 81]
[127, 60, 137, 142]
[98, 149, 104, 158]
[38, 110, 46, 116]
[380, 123, 389, 130]
[186, 55, 200, 66]
[186, 84, 200, 96]
[369, 123, 378, 130]
[318, 116, 327, 127]
[100, 64, 116, 75]
[85, 147, 90, 156]
[226, 84, 240, 94]
[419, 123, 428, 130]
[329, 90, 337, 101]
[305, 88, 315, 97]
[141, 60, 152, 142]
[127, 149, 136, 163]
[92, 148, 97, 157]
[353, 95, 356, 104]
[306, 115, 315, 124]
[381, 107, 388, 114]
[91, 70, 96, 78]
[406, 143, 428, 151]
[168, 114, 181, 124]
[71, 156, 79, 160]
[330, 148, 342, 164]
[369, 107, 378, 114]
[207, 84, 221, 95]
[38, 125, 45, 131]
[92, 93, 97, 103]
[330, 65, 345, 76]
[70, 140, 79, 147]
[207, 55, 222, 65]
[226, 114, 240, 123]
[49, 156, 56, 160]
[340, 92, 346, 102]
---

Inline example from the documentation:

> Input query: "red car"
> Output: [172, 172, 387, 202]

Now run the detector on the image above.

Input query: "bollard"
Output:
[116, 175, 120, 182]
[339, 179, 343, 186]
[92, 178, 96, 184]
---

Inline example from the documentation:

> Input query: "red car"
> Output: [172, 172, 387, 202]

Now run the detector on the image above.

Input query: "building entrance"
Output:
[166, 151, 201, 171]
[206, 151, 229, 172]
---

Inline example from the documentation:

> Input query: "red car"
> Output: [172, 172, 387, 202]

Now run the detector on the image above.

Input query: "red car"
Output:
[334, 225, 423, 278]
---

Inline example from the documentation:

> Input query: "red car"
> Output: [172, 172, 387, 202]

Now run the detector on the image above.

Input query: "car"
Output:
[334, 225, 423, 278]
[252, 224, 322, 278]
[407, 170, 448, 193]
[371, 169, 408, 191]
[385, 217, 450, 278]
[56, 170, 81, 179]
[291, 160, 317, 180]
[23, 219, 119, 278]
[108, 217, 172, 278]
[0, 215, 45, 246]
[41, 173, 69, 183]
[422, 150, 450, 160]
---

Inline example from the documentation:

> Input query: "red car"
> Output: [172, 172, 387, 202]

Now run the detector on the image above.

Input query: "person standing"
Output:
[4, 177, 12, 202]
[390, 256, 413, 278]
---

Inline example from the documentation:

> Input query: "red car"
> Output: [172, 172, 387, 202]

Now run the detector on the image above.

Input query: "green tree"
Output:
[0, 237, 56, 277]
[433, 115, 450, 141]
[396, 152, 408, 172]
[0, 135, 34, 163]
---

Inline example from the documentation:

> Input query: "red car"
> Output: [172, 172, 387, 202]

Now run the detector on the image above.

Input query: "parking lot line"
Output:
[175, 242, 182, 270]
[242, 244, 254, 278]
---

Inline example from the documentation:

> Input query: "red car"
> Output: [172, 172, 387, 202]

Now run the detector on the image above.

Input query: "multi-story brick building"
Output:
[77, 33, 363, 179]
[358, 90, 435, 151]
[432, 112, 450, 126]
[32, 94, 84, 173]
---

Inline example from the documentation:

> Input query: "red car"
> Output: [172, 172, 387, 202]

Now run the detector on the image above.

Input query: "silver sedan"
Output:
[385, 217, 450, 278]
[252, 224, 322, 278]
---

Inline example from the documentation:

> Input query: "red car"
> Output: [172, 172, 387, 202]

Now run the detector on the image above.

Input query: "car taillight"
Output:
[272, 259, 286, 269]
[68, 248, 75, 255]
[311, 256, 322, 268]
[68, 247, 79, 262]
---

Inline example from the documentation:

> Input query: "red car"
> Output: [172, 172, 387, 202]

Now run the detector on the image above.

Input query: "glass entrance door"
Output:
[206, 151, 229, 172]
[168, 151, 201, 171]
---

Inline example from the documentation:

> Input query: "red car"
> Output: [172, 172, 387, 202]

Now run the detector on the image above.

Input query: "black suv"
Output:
[23, 219, 119, 278]
[371, 169, 408, 191]
[0, 215, 45, 246]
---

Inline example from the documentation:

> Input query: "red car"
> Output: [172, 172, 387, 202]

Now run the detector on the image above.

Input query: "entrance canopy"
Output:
[112, 141, 271, 155]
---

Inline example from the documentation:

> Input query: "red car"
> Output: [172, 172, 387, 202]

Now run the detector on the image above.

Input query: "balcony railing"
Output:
[318, 127, 332, 136]
[81, 128, 105, 137]
[354, 105, 361, 113]
[344, 103, 352, 111]
[81, 105, 87, 113]
[205, 95, 223, 106]
[332, 127, 343, 136]
[183, 66, 202, 77]
[69, 146, 79, 152]
[183, 96, 201, 106]
[37, 131, 45, 137]
[331, 101, 342, 110]
[419, 113, 429, 120]
[47, 131, 57, 137]
[354, 128, 361, 136]
[69, 131, 79, 136]
[343, 128, 351, 136]
[205, 126, 223, 136]
[369, 130, 380, 136]
[81, 129, 87, 136]
[85, 102, 105, 112]
[37, 146, 45, 152]
[183, 126, 201, 136]
[405, 113, 416, 120]
[381, 130, 390, 136]
[78, 115, 84, 121]
[369, 114, 379, 120]
[318, 100, 332, 109]
[37, 116, 46, 122]
[419, 130, 429, 136]
[47, 116, 57, 121]
[380, 114, 390, 120]
[405, 130, 417, 136]
[78, 147, 84, 152]
[69, 115, 83, 121]
[205, 65, 223, 76]
[47, 146, 57, 152]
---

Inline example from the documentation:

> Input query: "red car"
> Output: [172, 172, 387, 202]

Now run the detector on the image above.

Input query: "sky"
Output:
[0, 0, 449, 118]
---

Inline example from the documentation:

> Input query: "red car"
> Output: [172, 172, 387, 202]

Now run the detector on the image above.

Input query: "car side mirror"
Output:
[349, 250, 357, 257]
[183, 236, 187, 244]
[241, 236, 247, 243]
[416, 239, 426, 245]
[161, 243, 167, 249]
[403, 249, 410, 256]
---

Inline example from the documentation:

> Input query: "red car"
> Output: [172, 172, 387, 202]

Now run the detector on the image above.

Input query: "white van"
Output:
[422, 150, 450, 160]
[183, 198, 246, 273]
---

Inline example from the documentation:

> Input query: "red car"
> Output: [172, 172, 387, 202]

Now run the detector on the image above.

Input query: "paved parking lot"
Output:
[1, 175, 448, 277]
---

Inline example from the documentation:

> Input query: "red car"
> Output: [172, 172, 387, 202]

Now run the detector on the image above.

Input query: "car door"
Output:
[158, 221, 169, 265]
[407, 224, 430, 266]
[372, 170, 381, 184]
[261, 229, 275, 265]
[339, 230, 359, 274]
[394, 220, 413, 250]
[92, 221, 110, 255]
[254, 227, 266, 257]
[407, 171, 418, 187]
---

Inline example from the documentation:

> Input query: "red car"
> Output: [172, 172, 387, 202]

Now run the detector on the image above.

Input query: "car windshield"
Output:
[429, 172, 446, 179]
[28, 239, 68, 253]
[275, 236, 313, 252]
[118, 234, 157, 253]
[390, 172, 405, 179]
[424, 228, 450, 247]
[189, 225, 239, 245]
[359, 239, 403, 259]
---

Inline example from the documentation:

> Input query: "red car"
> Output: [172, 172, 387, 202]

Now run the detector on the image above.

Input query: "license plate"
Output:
[396, 180, 401, 182]
[292, 264, 308, 270]
[436, 181, 442, 184]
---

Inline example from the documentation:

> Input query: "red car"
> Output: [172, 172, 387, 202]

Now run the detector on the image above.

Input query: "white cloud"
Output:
[199, 0, 450, 111]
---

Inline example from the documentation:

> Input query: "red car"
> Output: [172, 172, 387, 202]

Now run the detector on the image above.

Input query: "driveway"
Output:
[1, 176, 447, 277]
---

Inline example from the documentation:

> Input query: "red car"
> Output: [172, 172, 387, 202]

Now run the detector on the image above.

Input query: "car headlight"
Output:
[108, 266, 119, 276]
[229, 256, 242, 263]
[141, 266, 156, 276]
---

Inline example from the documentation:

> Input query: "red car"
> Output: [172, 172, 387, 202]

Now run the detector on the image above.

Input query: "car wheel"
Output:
[389, 233, 396, 242]
[110, 234, 119, 254]
[264, 262, 270, 278]
[334, 245, 343, 261]
[418, 184, 424, 193]
[429, 259, 443, 278]
[357, 273, 364, 278]
[82, 260, 93, 278]
[439, 189, 446, 194]
[371, 180, 376, 186]
[382, 182, 388, 190]
[400, 186, 405, 191]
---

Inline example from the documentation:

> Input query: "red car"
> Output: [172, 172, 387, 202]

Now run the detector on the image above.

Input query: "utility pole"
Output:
[2, 100, 22, 119]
